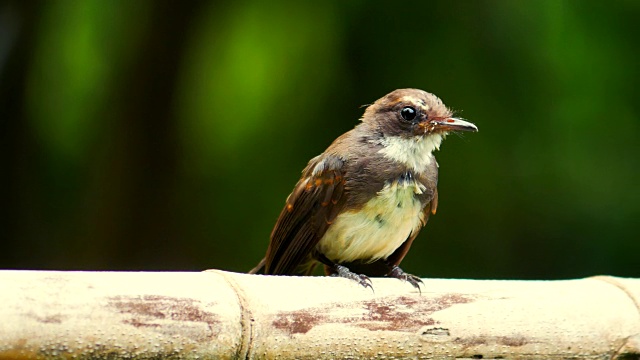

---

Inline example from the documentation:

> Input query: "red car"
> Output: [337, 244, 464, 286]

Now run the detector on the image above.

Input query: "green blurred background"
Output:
[1, 1, 638, 279]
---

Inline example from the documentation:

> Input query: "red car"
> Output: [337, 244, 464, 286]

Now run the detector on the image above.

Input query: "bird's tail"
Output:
[248, 258, 266, 274]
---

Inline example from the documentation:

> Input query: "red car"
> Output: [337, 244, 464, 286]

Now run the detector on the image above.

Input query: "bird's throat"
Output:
[377, 134, 444, 173]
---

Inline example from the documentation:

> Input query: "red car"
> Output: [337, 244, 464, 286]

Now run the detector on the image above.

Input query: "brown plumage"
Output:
[249, 89, 477, 290]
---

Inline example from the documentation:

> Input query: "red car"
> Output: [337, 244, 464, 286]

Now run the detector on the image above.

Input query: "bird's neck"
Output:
[377, 133, 443, 173]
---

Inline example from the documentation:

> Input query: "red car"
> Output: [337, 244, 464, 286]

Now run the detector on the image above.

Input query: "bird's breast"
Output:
[317, 175, 426, 263]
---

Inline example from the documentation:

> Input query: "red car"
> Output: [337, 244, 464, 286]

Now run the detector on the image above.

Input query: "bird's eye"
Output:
[400, 106, 417, 121]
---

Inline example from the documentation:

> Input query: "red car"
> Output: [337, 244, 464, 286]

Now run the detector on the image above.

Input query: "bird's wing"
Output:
[265, 154, 347, 275]
[385, 188, 438, 267]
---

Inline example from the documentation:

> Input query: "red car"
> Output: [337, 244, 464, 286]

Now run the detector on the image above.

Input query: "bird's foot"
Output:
[332, 264, 374, 292]
[387, 265, 423, 293]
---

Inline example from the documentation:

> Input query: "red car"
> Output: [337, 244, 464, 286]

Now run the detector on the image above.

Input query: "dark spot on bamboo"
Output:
[108, 295, 220, 340]
[272, 293, 475, 335]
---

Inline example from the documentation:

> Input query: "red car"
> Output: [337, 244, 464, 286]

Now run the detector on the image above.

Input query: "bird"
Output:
[249, 88, 477, 290]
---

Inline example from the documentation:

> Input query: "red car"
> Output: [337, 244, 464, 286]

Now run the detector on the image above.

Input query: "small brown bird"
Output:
[250, 89, 477, 290]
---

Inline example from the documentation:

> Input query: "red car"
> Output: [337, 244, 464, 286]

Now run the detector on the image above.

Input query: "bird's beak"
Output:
[432, 117, 478, 133]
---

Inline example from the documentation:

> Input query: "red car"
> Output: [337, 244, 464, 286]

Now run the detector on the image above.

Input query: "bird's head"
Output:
[362, 88, 478, 139]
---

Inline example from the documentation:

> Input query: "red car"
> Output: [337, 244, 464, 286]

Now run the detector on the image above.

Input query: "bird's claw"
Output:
[334, 265, 374, 292]
[388, 266, 424, 294]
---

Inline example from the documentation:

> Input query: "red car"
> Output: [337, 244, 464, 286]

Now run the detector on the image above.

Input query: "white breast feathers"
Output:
[377, 134, 443, 173]
[317, 178, 426, 263]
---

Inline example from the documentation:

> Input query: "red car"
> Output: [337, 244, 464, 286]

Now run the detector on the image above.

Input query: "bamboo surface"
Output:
[0, 270, 638, 359]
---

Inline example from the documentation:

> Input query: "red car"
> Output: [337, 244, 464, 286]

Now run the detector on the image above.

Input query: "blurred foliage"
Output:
[0, 0, 638, 279]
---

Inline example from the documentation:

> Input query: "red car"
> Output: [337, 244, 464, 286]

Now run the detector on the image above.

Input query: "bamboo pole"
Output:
[0, 270, 638, 359]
